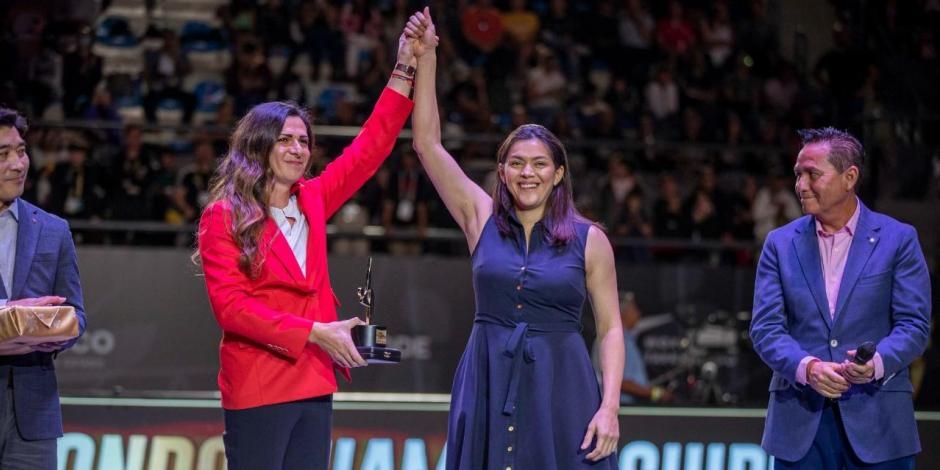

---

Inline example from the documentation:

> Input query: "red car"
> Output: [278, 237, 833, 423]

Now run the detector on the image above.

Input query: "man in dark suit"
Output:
[0, 106, 86, 469]
[750, 127, 931, 469]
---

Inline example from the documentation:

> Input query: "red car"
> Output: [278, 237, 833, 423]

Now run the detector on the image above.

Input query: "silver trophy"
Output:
[351, 258, 401, 363]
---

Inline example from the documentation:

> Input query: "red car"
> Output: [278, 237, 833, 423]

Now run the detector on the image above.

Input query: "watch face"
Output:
[396, 63, 416, 76]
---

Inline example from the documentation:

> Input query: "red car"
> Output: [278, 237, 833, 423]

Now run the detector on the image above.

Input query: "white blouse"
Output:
[269, 195, 309, 276]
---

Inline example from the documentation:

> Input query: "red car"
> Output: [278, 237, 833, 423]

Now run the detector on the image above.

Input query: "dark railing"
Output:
[67, 219, 761, 264]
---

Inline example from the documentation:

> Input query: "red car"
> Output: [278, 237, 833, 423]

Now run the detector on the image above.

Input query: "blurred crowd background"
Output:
[0, 0, 937, 261]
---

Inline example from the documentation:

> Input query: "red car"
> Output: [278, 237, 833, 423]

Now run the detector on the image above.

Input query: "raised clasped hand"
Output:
[404, 7, 438, 58]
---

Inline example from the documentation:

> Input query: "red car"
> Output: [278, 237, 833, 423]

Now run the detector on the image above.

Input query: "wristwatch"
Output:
[395, 63, 416, 76]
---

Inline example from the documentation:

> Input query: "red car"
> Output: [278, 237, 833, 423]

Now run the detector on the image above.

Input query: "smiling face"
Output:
[793, 142, 858, 229]
[499, 138, 564, 217]
[268, 115, 311, 193]
[0, 126, 29, 211]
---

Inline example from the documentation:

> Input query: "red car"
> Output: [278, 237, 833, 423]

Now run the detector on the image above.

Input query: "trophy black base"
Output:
[356, 345, 401, 364]
[352, 324, 401, 364]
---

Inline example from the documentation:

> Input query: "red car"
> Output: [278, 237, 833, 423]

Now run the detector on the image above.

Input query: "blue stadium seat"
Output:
[95, 16, 139, 47]
[155, 98, 185, 125]
[180, 21, 225, 53]
[193, 80, 226, 113]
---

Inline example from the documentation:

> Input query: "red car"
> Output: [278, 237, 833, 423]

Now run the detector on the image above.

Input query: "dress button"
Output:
[506, 467, 512, 470]
[507, 446, 513, 452]
[830, 339, 838, 348]
[516, 304, 523, 309]
[520, 266, 526, 271]
[508, 425, 515, 432]
[516, 284, 522, 291]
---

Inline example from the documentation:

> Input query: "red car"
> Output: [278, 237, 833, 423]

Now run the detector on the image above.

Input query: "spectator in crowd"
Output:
[684, 165, 725, 240]
[597, 154, 642, 230]
[573, 83, 617, 139]
[752, 171, 801, 243]
[655, 0, 696, 58]
[678, 50, 718, 118]
[381, 145, 431, 255]
[617, 0, 656, 81]
[48, 139, 108, 221]
[227, 36, 272, 116]
[813, 18, 871, 130]
[699, 0, 735, 72]
[143, 30, 196, 124]
[175, 138, 217, 224]
[109, 124, 156, 222]
[539, 0, 585, 80]
[147, 146, 184, 224]
[23, 35, 62, 119]
[459, 0, 505, 58]
[501, 0, 540, 48]
[526, 46, 567, 127]
[614, 189, 655, 263]
[290, 1, 345, 81]
[448, 65, 492, 132]
[82, 85, 122, 149]
[735, 0, 779, 77]
[61, 30, 102, 119]
[604, 75, 642, 133]
[20, 127, 57, 209]
[340, 0, 383, 79]
[645, 64, 680, 124]
[652, 172, 688, 239]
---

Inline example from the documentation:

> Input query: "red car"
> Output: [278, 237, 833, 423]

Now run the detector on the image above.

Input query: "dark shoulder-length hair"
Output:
[492, 124, 590, 245]
[201, 101, 314, 278]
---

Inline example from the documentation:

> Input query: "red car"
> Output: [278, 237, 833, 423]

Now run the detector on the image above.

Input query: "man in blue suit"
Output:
[0, 107, 86, 469]
[750, 127, 931, 469]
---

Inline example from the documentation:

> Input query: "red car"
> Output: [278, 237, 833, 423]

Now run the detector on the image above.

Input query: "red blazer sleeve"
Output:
[316, 87, 414, 219]
[198, 202, 312, 359]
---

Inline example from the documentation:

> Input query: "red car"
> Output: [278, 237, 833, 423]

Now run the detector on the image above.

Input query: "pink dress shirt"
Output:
[796, 200, 885, 384]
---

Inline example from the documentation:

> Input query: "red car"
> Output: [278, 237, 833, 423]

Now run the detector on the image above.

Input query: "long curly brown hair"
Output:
[199, 101, 314, 278]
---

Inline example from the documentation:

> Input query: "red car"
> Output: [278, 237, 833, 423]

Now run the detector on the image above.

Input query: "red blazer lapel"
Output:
[296, 181, 324, 289]
[263, 219, 305, 282]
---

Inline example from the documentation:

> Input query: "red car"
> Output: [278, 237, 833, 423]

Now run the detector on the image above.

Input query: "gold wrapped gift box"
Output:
[0, 306, 79, 355]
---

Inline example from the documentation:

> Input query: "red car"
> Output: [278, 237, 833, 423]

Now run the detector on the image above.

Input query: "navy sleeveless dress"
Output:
[445, 215, 618, 469]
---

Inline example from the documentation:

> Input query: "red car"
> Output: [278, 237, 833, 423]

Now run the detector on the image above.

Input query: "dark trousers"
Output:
[223, 395, 333, 470]
[775, 402, 915, 470]
[0, 379, 56, 470]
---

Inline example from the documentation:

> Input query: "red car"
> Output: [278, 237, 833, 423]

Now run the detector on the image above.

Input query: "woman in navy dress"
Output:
[407, 10, 624, 468]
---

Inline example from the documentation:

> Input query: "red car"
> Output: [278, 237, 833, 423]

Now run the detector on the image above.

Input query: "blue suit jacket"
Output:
[750, 202, 931, 463]
[1, 199, 86, 440]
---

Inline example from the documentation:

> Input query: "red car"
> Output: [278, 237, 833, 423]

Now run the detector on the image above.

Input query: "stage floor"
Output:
[57, 393, 940, 469]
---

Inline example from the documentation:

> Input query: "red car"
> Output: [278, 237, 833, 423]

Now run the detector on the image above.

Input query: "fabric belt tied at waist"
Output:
[475, 313, 580, 416]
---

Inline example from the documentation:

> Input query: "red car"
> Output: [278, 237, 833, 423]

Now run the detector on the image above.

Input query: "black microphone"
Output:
[853, 341, 876, 365]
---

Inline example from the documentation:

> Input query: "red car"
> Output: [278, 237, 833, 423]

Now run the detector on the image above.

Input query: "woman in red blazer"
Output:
[196, 18, 430, 470]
